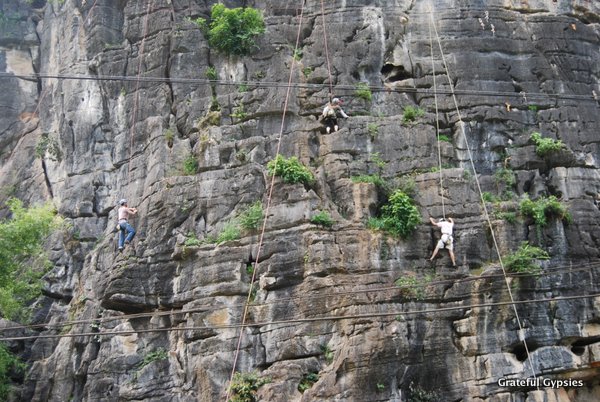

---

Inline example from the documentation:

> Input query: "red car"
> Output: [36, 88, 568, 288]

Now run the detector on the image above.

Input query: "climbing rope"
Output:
[126, 1, 154, 192]
[428, 14, 446, 218]
[429, 7, 538, 381]
[224, 2, 306, 400]
[320, 0, 334, 99]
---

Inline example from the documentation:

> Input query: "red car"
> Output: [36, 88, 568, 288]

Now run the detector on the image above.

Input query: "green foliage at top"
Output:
[238, 201, 264, 231]
[310, 211, 334, 228]
[0, 198, 62, 320]
[267, 155, 314, 185]
[194, 4, 266, 56]
[519, 195, 571, 226]
[504, 242, 549, 275]
[0, 343, 24, 400]
[530, 132, 565, 156]
[402, 106, 425, 124]
[355, 82, 372, 101]
[228, 371, 270, 402]
[371, 190, 421, 238]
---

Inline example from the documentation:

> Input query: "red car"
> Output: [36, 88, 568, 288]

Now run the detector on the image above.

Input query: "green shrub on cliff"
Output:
[194, 4, 266, 56]
[228, 371, 270, 402]
[369, 190, 421, 238]
[504, 242, 549, 275]
[519, 195, 570, 226]
[267, 155, 314, 185]
[530, 132, 564, 156]
[0, 198, 62, 320]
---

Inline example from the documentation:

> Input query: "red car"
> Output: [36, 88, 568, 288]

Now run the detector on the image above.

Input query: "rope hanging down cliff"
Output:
[224, 2, 307, 400]
[428, 7, 539, 382]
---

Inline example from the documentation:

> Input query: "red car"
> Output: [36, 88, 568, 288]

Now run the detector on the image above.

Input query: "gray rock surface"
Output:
[1, 0, 600, 401]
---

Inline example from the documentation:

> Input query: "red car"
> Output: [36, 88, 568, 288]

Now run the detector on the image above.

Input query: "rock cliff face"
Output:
[2, 0, 600, 401]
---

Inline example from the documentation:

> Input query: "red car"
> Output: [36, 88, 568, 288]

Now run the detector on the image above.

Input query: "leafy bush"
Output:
[216, 221, 241, 244]
[519, 195, 570, 226]
[228, 371, 270, 402]
[182, 154, 198, 175]
[35, 133, 62, 161]
[530, 132, 564, 156]
[311, 211, 334, 228]
[267, 155, 314, 185]
[0, 343, 24, 400]
[194, 4, 266, 56]
[0, 198, 62, 320]
[402, 106, 425, 124]
[494, 211, 517, 224]
[238, 201, 263, 231]
[504, 242, 549, 275]
[355, 82, 372, 101]
[373, 190, 421, 238]
[298, 372, 319, 393]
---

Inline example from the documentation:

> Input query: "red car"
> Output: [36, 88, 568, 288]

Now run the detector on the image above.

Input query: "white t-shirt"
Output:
[436, 221, 454, 235]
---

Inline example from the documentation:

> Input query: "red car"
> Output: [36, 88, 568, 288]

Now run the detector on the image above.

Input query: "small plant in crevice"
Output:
[292, 48, 303, 61]
[504, 242, 549, 276]
[320, 344, 334, 363]
[230, 104, 248, 120]
[138, 348, 168, 370]
[210, 96, 221, 112]
[310, 211, 334, 228]
[205, 66, 218, 81]
[370, 152, 387, 173]
[298, 372, 319, 393]
[530, 132, 565, 157]
[494, 167, 516, 189]
[238, 201, 264, 232]
[228, 371, 270, 402]
[376, 382, 385, 392]
[184, 233, 201, 247]
[216, 221, 241, 244]
[367, 123, 379, 140]
[402, 105, 425, 124]
[182, 153, 198, 175]
[267, 155, 314, 185]
[302, 67, 313, 77]
[519, 195, 571, 227]
[351, 174, 385, 187]
[164, 128, 175, 147]
[394, 275, 432, 301]
[238, 83, 249, 93]
[437, 134, 451, 143]
[355, 82, 372, 102]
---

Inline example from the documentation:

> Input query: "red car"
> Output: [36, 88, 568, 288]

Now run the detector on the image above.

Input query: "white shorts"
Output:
[437, 234, 453, 250]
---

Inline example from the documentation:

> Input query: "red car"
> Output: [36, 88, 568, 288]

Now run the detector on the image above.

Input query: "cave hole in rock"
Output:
[509, 340, 540, 362]
[570, 336, 600, 356]
[381, 63, 412, 82]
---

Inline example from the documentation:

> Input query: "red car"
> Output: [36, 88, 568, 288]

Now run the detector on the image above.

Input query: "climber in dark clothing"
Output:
[322, 98, 349, 133]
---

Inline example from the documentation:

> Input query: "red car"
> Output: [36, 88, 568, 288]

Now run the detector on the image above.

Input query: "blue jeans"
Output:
[118, 221, 136, 249]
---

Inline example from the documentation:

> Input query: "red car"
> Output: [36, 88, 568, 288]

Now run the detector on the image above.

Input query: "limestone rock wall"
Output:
[1, 0, 600, 401]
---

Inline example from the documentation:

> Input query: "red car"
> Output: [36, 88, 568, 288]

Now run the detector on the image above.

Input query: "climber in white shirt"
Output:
[322, 97, 349, 133]
[429, 217, 456, 266]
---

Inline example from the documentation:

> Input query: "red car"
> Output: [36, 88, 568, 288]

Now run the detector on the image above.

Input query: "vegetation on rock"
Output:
[267, 155, 314, 185]
[504, 242, 549, 275]
[530, 132, 565, 156]
[228, 371, 270, 402]
[519, 195, 571, 226]
[369, 190, 421, 238]
[194, 4, 266, 56]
